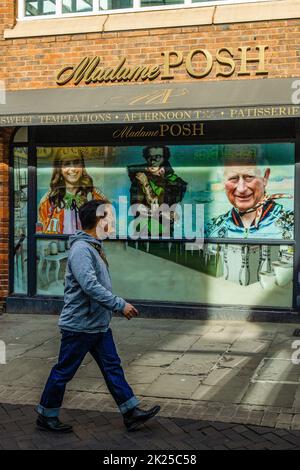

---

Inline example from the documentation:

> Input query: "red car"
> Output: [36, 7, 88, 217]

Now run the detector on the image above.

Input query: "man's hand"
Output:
[123, 303, 139, 320]
[135, 172, 149, 186]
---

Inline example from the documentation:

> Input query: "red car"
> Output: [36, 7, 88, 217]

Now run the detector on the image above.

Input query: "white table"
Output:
[38, 251, 69, 284]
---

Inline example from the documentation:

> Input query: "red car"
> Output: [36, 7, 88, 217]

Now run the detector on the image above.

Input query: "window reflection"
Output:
[14, 148, 28, 294]
[35, 239, 294, 308]
[112, 242, 293, 307]
[99, 0, 133, 10]
[37, 238, 70, 295]
[141, 0, 184, 6]
[62, 0, 93, 13]
[25, 0, 56, 16]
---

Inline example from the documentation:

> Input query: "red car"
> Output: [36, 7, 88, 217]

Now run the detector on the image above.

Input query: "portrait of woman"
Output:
[38, 147, 108, 234]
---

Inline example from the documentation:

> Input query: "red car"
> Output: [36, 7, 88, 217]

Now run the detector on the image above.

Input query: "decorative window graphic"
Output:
[36, 144, 295, 241]
[34, 143, 295, 308]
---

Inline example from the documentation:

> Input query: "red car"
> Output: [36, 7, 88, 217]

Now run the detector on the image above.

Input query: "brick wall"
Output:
[0, 1, 16, 34]
[1, 19, 300, 90]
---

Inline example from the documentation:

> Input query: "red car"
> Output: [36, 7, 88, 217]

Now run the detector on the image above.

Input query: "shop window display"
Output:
[35, 143, 295, 307]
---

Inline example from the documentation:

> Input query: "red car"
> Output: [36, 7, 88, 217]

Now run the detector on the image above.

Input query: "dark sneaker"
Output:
[36, 414, 73, 433]
[123, 406, 160, 432]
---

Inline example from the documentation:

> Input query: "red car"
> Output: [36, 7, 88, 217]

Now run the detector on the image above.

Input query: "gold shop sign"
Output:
[1, 106, 300, 127]
[56, 46, 269, 86]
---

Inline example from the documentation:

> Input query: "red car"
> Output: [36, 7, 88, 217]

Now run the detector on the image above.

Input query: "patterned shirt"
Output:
[205, 201, 294, 240]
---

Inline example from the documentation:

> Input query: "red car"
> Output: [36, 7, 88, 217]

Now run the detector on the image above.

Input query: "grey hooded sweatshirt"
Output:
[58, 230, 126, 334]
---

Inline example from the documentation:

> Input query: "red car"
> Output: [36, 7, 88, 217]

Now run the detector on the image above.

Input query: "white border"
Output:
[18, 0, 275, 21]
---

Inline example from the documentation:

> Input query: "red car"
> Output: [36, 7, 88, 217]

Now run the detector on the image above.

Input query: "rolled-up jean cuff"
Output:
[36, 404, 60, 418]
[119, 396, 140, 415]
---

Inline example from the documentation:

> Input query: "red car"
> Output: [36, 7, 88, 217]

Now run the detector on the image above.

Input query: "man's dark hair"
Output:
[79, 199, 107, 230]
[143, 146, 170, 162]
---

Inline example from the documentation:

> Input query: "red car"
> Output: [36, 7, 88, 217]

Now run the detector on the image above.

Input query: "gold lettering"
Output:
[109, 58, 127, 82]
[73, 57, 92, 85]
[116, 66, 131, 81]
[186, 49, 213, 79]
[95, 69, 107, 83]
[279, 107, 287, 116]
[56, 65, 76, 86]
[238, 45, 269, 76]
[55, 44, 271, 86]
[182, 124, 192, 137]
[192, 123, 205, 136]
[148, 65, 161, 81]
[159, 123, 204, 137]
[127, 65, 150, 81]
[170, 124, 182, 137]
[216, 48, 235, 77]
[103, 68, 114, 82]
[84, 57, 101, 84]
[89, 68, 104, 83]
[161, 51, 184, 80]
[160, 124, 170, 137]
[129, 89, 173, 106]
[112, 125, 160, 139]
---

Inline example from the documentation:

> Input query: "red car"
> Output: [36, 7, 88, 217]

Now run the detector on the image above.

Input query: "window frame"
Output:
[18, 0, 275, 21]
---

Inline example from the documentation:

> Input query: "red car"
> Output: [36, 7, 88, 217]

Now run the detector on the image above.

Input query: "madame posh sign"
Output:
[56, 46, 269, 86]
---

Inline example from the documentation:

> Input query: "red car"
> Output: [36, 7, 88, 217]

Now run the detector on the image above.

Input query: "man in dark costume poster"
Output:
[128, 146, 187, 237]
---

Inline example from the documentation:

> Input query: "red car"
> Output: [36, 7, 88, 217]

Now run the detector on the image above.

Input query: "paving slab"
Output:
[189, 339, 231, 353]
[152, 333, 199, 352]
[193, 374, 250, 403]
[229, 340, 270, 354]
[143, 374, 201, 399]
[220, 354, 264, 371]
[0, 358, 52, 384]
[66, 377, 106, 393]
[199, 326, 244, 343]
[130, 351, 181, 367]
[166, 352, 221, 375]
[252, 358, 300, 384]
[119, 365, 163, 385]
[242, 382, 299, 408]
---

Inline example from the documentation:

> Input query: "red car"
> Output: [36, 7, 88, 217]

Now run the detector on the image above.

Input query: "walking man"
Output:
[36, 199, 160, 433]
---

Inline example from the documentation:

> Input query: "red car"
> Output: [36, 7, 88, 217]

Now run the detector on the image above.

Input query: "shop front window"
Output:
[34, 142, 295, 308]
[13, 147, 28, 294]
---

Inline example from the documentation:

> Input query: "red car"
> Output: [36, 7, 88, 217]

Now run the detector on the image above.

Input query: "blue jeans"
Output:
[37, 328, 139, 418]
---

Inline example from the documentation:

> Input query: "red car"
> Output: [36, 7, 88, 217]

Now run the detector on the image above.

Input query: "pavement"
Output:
[1, 403, 300, 450]
[1, 313, 300, 449]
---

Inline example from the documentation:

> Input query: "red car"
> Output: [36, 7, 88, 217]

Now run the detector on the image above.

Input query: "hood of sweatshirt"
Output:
[69, 230, 103, 248]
